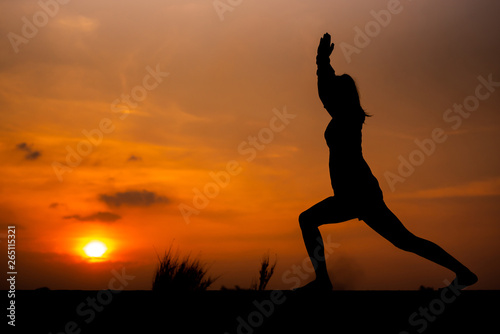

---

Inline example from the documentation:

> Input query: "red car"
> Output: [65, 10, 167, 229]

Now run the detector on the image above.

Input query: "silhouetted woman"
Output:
[298, 33, 477, 291]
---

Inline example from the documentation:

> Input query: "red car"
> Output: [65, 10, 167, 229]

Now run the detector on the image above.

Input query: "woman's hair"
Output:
[340, 74, 371, 124]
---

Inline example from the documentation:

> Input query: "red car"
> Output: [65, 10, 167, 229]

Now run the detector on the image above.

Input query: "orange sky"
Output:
[0, 0, 499, 291]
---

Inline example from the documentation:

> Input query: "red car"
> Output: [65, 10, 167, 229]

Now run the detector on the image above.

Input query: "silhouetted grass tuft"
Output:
[251, 252, 277, 290]
[152, 246, 216, 293]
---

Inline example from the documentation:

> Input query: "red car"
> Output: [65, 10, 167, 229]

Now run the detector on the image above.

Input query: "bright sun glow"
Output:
[83, 241, 107, 258]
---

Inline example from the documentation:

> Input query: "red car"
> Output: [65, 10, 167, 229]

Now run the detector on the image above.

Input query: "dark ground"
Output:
[4, 289, 499, 333]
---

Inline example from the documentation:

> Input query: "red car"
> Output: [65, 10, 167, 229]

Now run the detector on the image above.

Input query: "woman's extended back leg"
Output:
[362, 203, 477, 287]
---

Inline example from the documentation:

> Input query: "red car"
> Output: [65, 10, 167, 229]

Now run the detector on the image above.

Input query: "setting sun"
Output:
[83, 241, 108, 258]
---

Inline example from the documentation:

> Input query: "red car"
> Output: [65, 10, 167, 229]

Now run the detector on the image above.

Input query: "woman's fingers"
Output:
[318, 33, 334, 56]
[324, 33, 331, 44]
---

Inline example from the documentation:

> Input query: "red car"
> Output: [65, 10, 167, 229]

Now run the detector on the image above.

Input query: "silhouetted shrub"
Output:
[152, 246, 216, 293]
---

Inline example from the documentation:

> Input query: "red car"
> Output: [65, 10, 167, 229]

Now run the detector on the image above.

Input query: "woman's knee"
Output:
[299, 211, 316, 230]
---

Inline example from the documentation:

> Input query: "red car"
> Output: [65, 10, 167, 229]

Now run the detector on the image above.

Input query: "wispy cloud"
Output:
[16, 142, 41, 160]
[63, 211, 121, 223]
[397, 178, 500, 199]
[99, 190, 169, 207]
[127, 155, 142, 162]
[56, 15, 99, 33]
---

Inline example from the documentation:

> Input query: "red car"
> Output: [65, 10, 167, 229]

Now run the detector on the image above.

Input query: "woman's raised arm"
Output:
[316, 33, 337, 114]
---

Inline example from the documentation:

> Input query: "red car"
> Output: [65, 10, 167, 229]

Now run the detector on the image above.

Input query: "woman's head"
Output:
[339, 74, 371, 124]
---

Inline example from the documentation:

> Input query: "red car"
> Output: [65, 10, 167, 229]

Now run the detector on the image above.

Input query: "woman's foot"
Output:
[451, 269, 478, 289]
[294, 278, 333, 292]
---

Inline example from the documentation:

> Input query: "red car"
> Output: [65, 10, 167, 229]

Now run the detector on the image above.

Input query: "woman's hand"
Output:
[317, 33, 334, 58]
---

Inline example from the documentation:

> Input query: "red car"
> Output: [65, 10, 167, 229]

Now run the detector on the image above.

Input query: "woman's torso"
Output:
[324, 118, 383, 201]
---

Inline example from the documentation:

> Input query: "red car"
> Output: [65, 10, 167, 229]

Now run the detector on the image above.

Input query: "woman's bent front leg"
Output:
[298, 197, 358, 290]
[299, 216, 329, 283]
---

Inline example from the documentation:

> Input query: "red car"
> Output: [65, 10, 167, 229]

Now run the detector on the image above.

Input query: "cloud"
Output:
[49, 202, 69, 210]
[397, 178, 500, 199]
[63, 212, 121, 223]
[16, 142, 41, 160]
[99, 190, 169, 207]
[25, 151, 41, 160]
[127, 155, 142, 162]
[56, 15, 99, 33]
